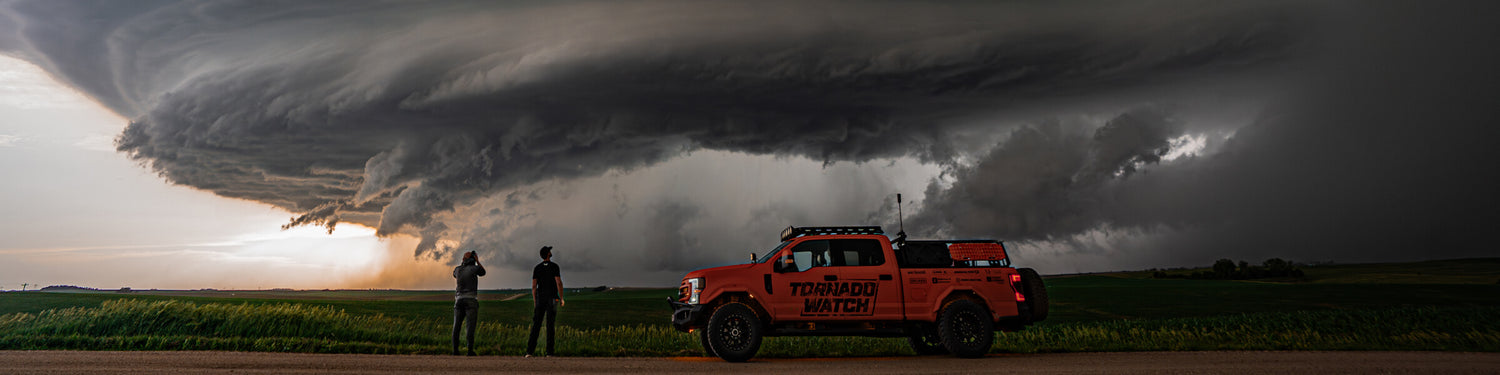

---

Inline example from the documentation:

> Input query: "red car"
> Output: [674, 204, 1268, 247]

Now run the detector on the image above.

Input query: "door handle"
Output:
[879, 274, 893, 281]
[824, 275, 838, 281]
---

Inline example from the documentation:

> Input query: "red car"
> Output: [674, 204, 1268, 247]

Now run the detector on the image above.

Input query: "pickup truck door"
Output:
[771, 237, 902, 321]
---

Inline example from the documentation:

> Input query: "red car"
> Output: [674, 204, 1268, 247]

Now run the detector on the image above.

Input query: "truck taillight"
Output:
[1009, 273, 1024, 302]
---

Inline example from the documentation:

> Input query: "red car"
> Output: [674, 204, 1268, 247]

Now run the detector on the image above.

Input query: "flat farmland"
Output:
[5, 351, 1499, 375]
[2, 259, 1497, 356]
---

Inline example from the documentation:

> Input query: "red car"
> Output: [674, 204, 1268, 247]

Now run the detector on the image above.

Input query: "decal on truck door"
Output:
[789, 281, 878, 316]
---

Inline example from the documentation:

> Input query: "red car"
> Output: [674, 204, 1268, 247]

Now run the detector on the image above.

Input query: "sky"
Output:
[1, 1, 1496, 290]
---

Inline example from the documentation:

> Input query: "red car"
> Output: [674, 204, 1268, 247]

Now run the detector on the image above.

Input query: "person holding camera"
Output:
[452, 251, 486, 356]
[526, 246, 563, 357]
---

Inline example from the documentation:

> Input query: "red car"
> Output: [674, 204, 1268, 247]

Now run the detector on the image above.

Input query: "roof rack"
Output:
[780, 226, 885, 242]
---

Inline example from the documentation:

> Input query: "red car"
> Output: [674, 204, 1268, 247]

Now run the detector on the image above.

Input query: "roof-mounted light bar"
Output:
[780, 226, 885, 242]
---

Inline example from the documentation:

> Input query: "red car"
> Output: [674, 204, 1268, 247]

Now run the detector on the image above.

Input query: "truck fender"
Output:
[929, 287, 988, 321]
[701, 288, 771, 320]
[699, 284, 761, 305]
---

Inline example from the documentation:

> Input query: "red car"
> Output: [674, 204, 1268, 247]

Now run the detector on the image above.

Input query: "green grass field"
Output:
[0, 288, 676, 331]
[2, 258, 1497, 356]
[1113, 258, 1500, 284]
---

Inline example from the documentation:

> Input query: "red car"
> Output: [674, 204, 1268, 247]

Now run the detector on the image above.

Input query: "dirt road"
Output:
[2, 350, 1496, 374]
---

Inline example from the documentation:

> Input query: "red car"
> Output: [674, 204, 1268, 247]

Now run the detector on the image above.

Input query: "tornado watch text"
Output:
[790, 281, 878, 316]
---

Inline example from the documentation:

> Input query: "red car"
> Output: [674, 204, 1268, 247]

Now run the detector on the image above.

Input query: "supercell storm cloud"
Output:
[2, 1, 1496, 277]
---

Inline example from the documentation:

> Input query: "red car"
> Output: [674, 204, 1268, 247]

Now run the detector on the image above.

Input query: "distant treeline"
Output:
[1153, 258, 1305, 280]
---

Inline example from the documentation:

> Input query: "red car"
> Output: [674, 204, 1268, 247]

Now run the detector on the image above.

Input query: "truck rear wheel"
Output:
[938, 299, 993, 358]
[706, 302, 762, 362]
[906, 324, 948, 355]
[698, 328, 716, 357]
[1017, 268, 1049, 322]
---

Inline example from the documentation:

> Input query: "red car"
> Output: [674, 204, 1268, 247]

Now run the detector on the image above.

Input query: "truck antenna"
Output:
[896, 193, 906, 242]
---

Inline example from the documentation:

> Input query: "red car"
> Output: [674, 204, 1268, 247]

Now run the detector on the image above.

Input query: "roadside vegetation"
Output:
[1, 258, 1497, 356]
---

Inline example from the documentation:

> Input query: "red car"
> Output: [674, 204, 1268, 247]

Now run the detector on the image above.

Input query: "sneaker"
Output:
[524, 354, 532, 358]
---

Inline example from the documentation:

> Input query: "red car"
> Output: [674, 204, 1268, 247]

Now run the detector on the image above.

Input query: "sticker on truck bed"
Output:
[789, 281, 878, 316]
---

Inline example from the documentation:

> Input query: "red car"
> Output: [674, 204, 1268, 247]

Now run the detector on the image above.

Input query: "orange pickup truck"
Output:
[669, 226, 1048, 361]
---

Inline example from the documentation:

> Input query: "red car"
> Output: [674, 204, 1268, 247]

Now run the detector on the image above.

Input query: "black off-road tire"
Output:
[1017, 268, 1049, 322]
[938, 299, 993, 358]
[906, 324, 949, 355]
[698, 328, 716, 357]
[706, 303, 763, 362]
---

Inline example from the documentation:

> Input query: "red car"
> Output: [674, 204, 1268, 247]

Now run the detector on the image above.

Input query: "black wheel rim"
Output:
[718, 313, 751, 352]
[953, 309, 985, 347]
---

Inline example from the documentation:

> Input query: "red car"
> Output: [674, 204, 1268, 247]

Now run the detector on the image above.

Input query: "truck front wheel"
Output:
[706, 302, 763, 362]
[938, 299, 993, 358]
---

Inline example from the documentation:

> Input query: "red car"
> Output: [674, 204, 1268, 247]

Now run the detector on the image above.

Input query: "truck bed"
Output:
[896, 240, 1009, 268]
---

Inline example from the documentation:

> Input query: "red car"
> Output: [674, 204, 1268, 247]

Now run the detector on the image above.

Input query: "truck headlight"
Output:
[688, 277, 704, 304]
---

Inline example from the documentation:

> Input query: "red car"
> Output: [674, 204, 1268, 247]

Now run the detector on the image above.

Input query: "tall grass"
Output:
[0, 300, 437, 354]
[992, 306, 1500, 353]
[1, 299, 1495, 356]
[758, 306, 1500, 356]
[0, 299, 700, 355]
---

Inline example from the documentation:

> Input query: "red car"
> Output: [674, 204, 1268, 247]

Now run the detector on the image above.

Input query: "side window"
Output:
[785, 240, 830, 272]
[830, 239, 885, 267]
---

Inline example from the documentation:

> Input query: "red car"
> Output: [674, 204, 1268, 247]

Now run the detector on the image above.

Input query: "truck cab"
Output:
[669, 226, 1049, 362]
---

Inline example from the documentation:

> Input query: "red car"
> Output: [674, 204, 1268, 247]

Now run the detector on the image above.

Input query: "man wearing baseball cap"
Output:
[452, 251, 486, 356]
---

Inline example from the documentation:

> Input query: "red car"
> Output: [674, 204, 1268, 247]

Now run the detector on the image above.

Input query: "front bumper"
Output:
[667, 298, 709, 332]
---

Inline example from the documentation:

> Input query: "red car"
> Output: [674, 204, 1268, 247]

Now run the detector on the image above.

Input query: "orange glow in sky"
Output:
[0, 56, 473, 291]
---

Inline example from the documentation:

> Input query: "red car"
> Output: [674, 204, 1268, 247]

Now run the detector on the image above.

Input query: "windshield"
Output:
[753, 241, 792, 263]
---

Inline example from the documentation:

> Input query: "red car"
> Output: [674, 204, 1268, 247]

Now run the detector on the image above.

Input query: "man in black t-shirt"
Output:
[526, 246, 563, 357]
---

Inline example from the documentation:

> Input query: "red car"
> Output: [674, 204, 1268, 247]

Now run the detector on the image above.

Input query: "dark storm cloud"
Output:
[912, 2, 1500, 265]
[1, 0, 1315, 262]
[910, 108, 1182, 241]
[640, 201, 712, 272]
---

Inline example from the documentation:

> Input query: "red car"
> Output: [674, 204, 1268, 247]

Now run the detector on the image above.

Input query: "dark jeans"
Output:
[452, 298, 479, 354]
[527, 299, 557, 355]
